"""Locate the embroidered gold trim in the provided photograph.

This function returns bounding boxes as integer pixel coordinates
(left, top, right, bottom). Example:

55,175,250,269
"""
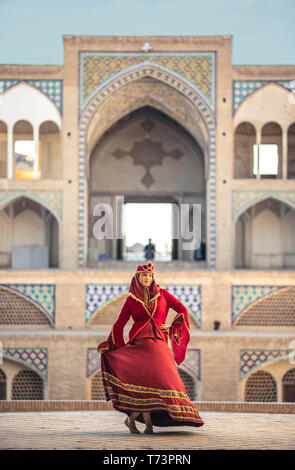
173,312,190,335
129,291,160,318
102,371,189,398
111,325,116,346
136,261,155,273
107,393,198,412
103,380,190,401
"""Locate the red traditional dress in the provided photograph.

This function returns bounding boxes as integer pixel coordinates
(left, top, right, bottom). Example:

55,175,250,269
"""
97,261,204,428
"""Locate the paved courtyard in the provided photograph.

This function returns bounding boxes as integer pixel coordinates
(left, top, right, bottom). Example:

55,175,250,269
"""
0,410,294,450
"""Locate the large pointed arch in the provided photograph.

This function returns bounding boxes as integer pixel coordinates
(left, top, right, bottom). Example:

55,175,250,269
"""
78,63,216,269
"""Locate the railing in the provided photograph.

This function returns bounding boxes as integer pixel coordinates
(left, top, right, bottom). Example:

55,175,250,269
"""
0,400,294,413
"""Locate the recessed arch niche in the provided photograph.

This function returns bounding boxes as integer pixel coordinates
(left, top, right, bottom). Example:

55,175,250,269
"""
0,195,59,269
235,197,295,269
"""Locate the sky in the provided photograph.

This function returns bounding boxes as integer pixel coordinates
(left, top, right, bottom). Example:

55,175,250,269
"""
0,0,294,65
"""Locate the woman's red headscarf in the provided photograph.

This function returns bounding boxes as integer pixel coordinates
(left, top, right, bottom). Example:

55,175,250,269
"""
128,261,161,315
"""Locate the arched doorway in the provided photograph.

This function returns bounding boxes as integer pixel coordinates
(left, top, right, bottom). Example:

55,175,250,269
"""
244,370,277,402
88,106,205,264
282,368,295,402
0,369,7,400
12,369,43,400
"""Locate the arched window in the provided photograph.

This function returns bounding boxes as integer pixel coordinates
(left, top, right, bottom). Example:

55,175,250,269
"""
282,368,295,402
13,120,36,180
178,368,196,401
12,369,43,400
0,121,8,178
234,122,256,178
245,370,277,402
39,121,61,179
90,370,107,400
258,122,282,178
287,123,295,178
0,369,7,400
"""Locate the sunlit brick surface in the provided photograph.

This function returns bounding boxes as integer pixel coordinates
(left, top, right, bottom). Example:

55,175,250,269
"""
0,411,294,450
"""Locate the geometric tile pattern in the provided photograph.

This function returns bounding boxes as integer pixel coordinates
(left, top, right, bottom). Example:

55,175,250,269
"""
239,349,291,380
3,347,48,379
85,284,129,324
0,284,55,323
232,286,286,324
233,80,294,114
162,284,202,326
87,347,201,380
232,190,295,221
0,190,63,221
80,52,216,114
85,284,201,326
0,79,63,112
78,55,216,269
87,348,100,378
182,348,201,381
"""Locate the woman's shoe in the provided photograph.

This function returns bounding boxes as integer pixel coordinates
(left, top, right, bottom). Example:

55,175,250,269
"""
124,417,140,434
144,424,153,434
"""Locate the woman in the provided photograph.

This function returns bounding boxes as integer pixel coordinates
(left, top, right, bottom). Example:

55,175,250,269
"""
97,261,204,434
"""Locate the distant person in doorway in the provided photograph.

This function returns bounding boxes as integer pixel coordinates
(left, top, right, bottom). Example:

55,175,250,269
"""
144,238,156,260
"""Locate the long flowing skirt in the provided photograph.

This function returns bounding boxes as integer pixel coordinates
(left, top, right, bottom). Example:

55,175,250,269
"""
100,320,204,427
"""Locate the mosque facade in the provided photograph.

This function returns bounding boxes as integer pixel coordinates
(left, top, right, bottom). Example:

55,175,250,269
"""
0,35,295,405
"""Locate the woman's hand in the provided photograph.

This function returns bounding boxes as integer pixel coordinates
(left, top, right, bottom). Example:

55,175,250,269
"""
160,324,170,334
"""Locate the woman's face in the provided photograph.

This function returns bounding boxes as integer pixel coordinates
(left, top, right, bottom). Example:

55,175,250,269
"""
140,272,153,287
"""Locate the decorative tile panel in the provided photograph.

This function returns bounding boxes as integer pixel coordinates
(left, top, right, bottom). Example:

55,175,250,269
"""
232,285,286,324
0,79,63,112
162,284,202,326
3,347,48,379
239,349,291,380
182,349,201,381
87,348,100,378
233,80,294,114
0,283,55,324
0,190,62,221
80,52,216,113
85,284,129,323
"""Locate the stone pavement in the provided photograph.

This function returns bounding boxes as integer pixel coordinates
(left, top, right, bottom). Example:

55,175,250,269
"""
0,410,294,450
